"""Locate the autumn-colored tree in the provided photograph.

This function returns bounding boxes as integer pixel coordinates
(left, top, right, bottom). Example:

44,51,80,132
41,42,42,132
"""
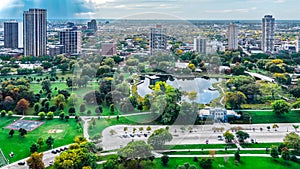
26,152,45,169
15,98,30,115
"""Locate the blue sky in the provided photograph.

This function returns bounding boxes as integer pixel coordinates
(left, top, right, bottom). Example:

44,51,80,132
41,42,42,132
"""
0,0,299,20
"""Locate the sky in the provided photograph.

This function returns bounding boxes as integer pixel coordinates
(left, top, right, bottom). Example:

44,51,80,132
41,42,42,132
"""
0,0,299,20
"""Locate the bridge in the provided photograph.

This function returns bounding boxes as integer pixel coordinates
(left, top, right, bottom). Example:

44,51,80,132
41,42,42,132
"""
245,71,275,83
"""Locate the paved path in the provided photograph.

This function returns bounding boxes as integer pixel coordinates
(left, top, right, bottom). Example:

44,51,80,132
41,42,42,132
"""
216,83,225,106
101,123,300,150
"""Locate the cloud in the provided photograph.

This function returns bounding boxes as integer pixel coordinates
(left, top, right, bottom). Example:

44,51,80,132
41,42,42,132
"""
205,7,257,13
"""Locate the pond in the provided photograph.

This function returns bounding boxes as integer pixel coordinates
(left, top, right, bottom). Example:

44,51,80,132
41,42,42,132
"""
137,77,220,104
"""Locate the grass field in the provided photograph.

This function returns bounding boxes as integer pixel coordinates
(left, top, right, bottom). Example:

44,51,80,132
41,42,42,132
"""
241,142,282,148
0,117,82,163
97,157,300,169
243,110,300,124
162,150,268,155
88,113,159,138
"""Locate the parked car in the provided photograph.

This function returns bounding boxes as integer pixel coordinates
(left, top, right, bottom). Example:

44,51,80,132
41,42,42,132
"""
18,162,25,165
217,136,223,141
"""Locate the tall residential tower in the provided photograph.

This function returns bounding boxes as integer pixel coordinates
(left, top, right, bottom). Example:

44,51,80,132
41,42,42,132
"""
4,21,19,49
150,25,167,55
23,9,47,57
262,15,275,53
228,24,238,50
59,29,82,54
194,36,207,54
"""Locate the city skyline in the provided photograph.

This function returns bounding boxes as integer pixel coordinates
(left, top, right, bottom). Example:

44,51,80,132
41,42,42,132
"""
0,0,300,20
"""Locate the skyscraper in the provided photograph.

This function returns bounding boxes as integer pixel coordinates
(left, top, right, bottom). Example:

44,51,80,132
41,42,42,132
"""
23,9,47,57
150,25,167,55
194,36,207,54
4,21,19,49
88,19,97,31
262,15,275,53
59,29,82,54
228,24,238,50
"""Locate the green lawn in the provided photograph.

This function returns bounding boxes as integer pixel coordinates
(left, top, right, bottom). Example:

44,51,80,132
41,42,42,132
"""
0,117,82,163
165,144,237,150
244,110,300,124
241,143,282,148
97,157,300,169
88,114,159,138
162,150,268,155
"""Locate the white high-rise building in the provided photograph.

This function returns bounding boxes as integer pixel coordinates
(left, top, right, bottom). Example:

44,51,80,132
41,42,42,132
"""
194,36,207,54
23,9,47,56
228,24,238,50
262,15,275,53
297,36,300,53
150,25,167,55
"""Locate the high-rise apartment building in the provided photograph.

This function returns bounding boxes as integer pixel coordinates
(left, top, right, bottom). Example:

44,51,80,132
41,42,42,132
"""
194,36,207,54
262,15,275,53
59,29,82,54
228,24,238,50
150,25,167,55
88,19,97,31
4,21,19,49
23,9,47,56
296,36,300,53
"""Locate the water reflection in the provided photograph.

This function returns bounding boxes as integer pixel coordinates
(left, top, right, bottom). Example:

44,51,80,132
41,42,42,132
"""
137,77,220,104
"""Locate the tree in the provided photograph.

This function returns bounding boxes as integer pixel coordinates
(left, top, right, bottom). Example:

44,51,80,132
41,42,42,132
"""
225,91,246,109
41,80,51,93
9,129,15,137
33,103,41,114
46,136,54,148
234,151,240,162
148,128,173,149
271,100,290,115
199,158,213,169
103,159,118,169
19,128,27,137
272,124,279,131
59,112,65,120
118,141,153,160
54,143,97,169
293,125,299,132
236,131,249,143
284,132,300,154
68,107,76,116
54,94,66,107
270,146,279,159
47,111,54,120
30,143,39,153
281,147,290,161
38,112,46,120
26,152,45,169
80,103,86,113
231,63,245,75
146,126,152,133
161,155,169,166
223,130,234,142
37,137,44,148
15,98,30,115
1,110,6,117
